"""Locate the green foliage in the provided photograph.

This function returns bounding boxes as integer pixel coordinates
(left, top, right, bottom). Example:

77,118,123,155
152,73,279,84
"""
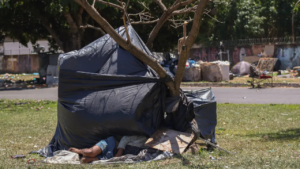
198,0,300,45
2,0,300,52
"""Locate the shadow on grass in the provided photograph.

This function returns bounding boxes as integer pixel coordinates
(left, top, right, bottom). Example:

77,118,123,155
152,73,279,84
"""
240,128,300,141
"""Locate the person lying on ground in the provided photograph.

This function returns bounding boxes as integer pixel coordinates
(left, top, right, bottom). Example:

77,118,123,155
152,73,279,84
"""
68,136,118,164
114,135,148,157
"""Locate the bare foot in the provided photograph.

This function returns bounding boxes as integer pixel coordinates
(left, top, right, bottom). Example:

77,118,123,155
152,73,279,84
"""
68,147,81,154
80,156,98,164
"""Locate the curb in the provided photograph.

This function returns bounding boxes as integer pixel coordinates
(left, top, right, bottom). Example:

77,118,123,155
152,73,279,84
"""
181,82,300,88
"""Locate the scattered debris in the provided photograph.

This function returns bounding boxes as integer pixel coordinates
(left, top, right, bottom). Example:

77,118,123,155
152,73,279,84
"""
27,159,36,164
209,155,215,160
145,128,194,154
11,155,25,159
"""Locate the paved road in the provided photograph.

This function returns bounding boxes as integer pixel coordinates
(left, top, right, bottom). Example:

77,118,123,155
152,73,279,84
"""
0,87,299,104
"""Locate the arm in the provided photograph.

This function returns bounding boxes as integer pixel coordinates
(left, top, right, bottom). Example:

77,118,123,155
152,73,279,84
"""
114,148,124,157
114,136,130,157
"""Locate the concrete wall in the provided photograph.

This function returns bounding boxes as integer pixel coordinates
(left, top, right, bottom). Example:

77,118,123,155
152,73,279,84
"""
0,40,51,74
0,55,39,73
188,44,300,70
3,40,50,55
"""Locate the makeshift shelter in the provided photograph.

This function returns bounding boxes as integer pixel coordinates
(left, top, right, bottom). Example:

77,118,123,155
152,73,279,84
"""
231,61,251,75
35,25,217,159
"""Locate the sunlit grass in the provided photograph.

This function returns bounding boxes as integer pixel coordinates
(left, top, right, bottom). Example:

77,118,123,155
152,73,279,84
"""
0,100,299,168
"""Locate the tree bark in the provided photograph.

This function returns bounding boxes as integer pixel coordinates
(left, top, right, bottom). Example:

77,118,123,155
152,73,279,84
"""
174,0,209,95
40,17,65,51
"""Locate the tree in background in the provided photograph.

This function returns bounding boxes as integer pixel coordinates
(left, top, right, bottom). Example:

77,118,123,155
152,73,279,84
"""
0,0,108,52
198,0,300,44
0,0,202,52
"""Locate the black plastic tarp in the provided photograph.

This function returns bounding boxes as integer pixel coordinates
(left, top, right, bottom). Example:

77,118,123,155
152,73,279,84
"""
40,25,217,158
46,25,171,154
185,88,217,143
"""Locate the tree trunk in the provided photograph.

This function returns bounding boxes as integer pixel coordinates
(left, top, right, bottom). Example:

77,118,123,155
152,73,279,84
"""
63,33,82,52
173,0,209,95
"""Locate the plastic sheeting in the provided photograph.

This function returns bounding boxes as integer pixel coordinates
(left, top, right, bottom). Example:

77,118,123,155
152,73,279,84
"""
41,25,195,157
42,149,173,165
37,25,216,159
231,61,251,75
185,88,217,143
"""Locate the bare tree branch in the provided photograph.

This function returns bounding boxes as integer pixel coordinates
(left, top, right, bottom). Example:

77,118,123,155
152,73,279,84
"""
80,24,105,35
131,19,159,24
92,0,96,7
128,11,158,24
125,0,130,10
153,0,167,11
145,0,196,49
95,0,124,11
169,17,194,28
172,5,198,15
138,1,149,10
74,0,177,95
204,10,224,23
171,0,196,10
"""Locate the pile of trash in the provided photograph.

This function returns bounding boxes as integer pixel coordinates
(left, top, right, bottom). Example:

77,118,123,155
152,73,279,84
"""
0,73,40,89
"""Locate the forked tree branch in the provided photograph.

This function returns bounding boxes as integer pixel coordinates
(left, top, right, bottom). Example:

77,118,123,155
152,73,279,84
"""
145,0,196,49
169,17,194,28
172,5,198,15
131,19,159,24
74,0,177,95
153,0,167,11
174,0,210,94
95,0,124,11
74,0,209,96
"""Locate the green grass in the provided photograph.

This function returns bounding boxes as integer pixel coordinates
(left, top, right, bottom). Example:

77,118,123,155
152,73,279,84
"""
0,100,300,168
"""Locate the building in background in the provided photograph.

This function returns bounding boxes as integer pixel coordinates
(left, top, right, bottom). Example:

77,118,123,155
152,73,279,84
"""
0,37,51,74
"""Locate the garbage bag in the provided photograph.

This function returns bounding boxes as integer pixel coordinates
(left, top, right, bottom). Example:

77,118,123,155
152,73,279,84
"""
185,88,217,143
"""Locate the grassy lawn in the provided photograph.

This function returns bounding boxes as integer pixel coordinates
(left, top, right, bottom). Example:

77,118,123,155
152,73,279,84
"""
0,100,300,168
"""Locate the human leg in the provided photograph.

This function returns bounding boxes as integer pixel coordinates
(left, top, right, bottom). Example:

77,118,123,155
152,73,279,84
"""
68,145,103,158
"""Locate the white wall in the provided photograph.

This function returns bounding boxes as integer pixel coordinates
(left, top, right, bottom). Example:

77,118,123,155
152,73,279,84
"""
3,40,50,55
